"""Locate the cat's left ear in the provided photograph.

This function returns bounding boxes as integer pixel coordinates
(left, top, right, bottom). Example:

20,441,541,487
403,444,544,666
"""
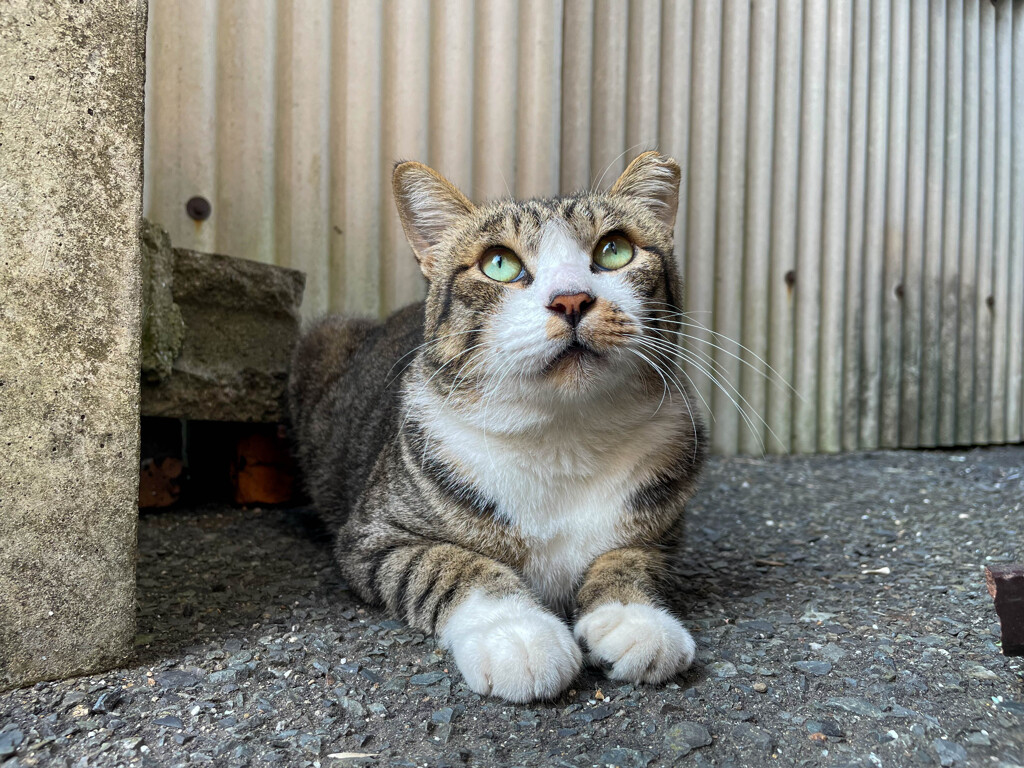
393,161,475,279
609,151,681,229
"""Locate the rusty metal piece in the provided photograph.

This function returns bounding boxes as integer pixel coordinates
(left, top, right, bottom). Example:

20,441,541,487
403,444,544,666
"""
985,564,1024,656
138,456,183,508
230,428,296,506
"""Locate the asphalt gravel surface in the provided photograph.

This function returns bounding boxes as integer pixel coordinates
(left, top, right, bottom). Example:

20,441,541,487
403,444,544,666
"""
2,447,1023,767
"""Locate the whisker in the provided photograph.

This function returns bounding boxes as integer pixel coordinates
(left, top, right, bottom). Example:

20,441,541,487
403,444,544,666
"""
591,142,649,193
421,343,495,461
626,347,672,416
628,335,716,426
625,346,700,463
386,328,485,386
400,343,487,434
650,336,782,454
641,314,800,399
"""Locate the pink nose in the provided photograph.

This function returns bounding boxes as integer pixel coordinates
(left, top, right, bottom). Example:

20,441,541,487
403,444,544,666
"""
547,292,595,327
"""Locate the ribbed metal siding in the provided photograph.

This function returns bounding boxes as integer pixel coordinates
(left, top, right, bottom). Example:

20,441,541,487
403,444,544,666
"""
144,0,1024,455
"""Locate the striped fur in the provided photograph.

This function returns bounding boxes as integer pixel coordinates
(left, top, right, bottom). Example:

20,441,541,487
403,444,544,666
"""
288,152,707,702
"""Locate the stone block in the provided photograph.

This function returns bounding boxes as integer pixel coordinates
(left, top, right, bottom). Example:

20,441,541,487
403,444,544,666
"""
140,218,185,384
0,0,147,690
140,231,306,422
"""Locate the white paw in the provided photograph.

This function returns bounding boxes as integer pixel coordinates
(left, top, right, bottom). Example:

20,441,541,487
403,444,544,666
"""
439,591,581,703
574,602,695,683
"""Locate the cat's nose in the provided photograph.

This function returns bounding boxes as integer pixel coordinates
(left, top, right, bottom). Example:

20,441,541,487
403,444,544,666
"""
547,292,595,328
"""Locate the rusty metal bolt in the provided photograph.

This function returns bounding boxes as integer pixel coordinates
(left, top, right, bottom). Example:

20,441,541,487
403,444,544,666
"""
186,196,211,222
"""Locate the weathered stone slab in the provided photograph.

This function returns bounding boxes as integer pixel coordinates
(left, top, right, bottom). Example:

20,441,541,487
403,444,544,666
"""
0,0,147,690
140,218,185,384
140,235,306,422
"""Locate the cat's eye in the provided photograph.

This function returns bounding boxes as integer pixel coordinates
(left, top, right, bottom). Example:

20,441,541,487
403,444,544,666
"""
592,232,634,271
479,247,525,283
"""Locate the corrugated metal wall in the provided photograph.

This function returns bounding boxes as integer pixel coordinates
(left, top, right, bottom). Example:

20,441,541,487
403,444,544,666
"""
144,0,1024,455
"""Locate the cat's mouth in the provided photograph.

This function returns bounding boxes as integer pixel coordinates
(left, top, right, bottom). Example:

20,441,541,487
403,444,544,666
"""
541,340,601,376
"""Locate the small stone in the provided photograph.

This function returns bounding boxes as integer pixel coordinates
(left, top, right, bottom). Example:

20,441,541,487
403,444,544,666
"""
359,668,384,684
794,661,832,676
91,691,121,714
232,744,255,761
423,679,452,697
338,697,366,718
156,670,201,689
738,620,776,636
61,691,86,708
732,723,773,752
709,661,738,678
433,722,453,744
805,720,842,737
0,730,24,759
753,682,768,693
964,664,998,681
963,731,990,747
912,747,935,764
153,715,184,729
297,734,322,755
664,721,712,756
383,677,407,692
209,669,239,686
122,736,143,750
933,739,967,767
432,707,457,724
570,705,614,723
827,697,884,719
409,672,445,686
597,747,651,767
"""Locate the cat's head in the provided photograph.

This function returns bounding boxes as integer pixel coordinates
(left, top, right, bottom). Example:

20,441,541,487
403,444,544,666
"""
393,152,684,404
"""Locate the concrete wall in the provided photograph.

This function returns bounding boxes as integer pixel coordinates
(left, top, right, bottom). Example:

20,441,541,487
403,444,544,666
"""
0,0,147,690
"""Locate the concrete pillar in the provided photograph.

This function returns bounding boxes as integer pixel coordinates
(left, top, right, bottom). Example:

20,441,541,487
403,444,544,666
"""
0,1,147,690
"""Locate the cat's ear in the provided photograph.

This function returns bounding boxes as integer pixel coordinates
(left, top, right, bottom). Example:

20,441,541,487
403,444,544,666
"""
609,151,681,229
392,161,475,279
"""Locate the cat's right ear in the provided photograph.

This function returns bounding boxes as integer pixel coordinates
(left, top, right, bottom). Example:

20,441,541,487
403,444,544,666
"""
392,161,475,279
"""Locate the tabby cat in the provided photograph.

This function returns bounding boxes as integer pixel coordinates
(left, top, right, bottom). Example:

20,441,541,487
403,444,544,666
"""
288,151,707,703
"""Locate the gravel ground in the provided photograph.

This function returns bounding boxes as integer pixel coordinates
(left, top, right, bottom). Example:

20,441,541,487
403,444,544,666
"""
2,447,1023,768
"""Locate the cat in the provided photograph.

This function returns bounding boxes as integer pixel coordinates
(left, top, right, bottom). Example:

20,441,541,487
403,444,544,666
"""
287,151,707,703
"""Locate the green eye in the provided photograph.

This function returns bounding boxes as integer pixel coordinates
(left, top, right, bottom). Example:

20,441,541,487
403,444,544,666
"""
479,247,525,283
593,232,634,270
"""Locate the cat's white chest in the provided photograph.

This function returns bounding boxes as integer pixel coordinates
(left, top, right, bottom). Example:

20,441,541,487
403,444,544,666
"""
464,445,636,609
513,479,627,610
416,390,683,611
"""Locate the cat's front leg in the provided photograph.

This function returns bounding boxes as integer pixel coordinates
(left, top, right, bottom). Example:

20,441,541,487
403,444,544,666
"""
342,535,581,703
574,547,695,683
